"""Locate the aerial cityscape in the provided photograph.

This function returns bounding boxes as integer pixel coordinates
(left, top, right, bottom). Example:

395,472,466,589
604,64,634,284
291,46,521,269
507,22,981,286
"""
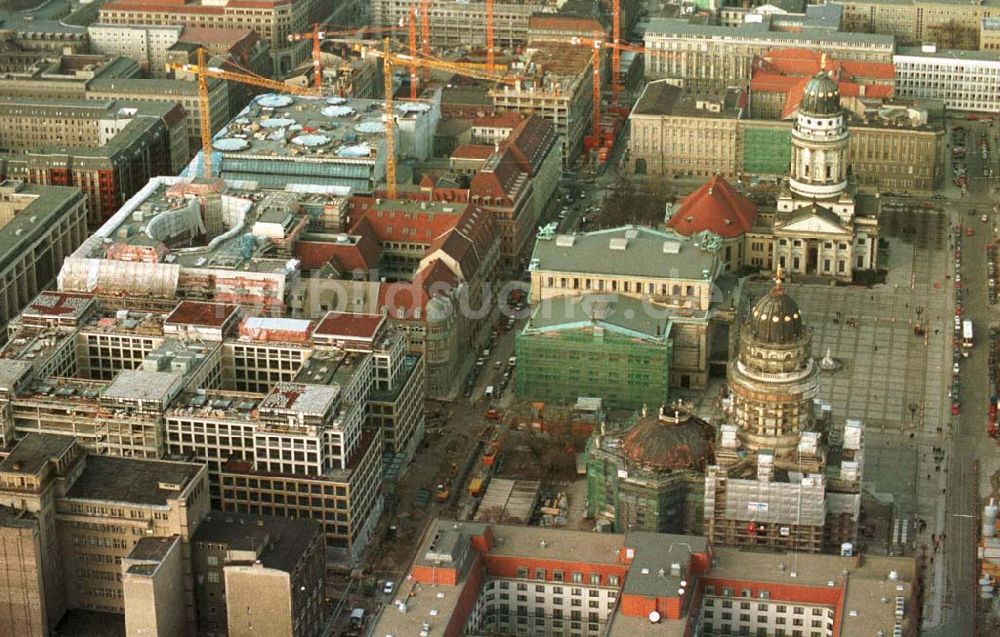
0,0,997,636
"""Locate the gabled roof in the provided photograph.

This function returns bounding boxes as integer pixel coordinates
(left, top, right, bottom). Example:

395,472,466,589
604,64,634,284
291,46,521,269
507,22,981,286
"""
774,204,851,235
452,144,495,160
470,148,528,204
668,175,758,239
503,115,557,176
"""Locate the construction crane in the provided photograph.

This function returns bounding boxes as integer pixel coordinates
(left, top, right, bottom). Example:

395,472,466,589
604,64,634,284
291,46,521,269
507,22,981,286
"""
288,23,404,89
408,8,419,99
372,38,519,199
420,0,431,81
167,48,320,178
486,0,495,70
570,35,679,143
612,0,621,108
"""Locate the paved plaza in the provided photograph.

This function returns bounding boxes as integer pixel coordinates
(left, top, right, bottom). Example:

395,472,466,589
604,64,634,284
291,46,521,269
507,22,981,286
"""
692,210,954,558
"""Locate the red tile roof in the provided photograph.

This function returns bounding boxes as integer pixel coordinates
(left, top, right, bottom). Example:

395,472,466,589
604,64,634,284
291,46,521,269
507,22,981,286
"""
312,312,384,340
528,15,605,37
347,197,469,245
503,115,557,177
470,148,527,204
750,48,895,118
164,301,240,327
453,144,495,160
667,175,758,239
472,113,525,130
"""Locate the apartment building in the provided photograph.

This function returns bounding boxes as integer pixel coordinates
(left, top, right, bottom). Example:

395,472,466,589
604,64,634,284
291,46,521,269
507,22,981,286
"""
0,53,141,100
0,181,89,331
85,75,230,153
88,24,272,80
0,433,209,635
836,0,1000,48
97,0,312,74
894,44,1000,113
0,98,189,225
305,196,501,397
525,225,724,390
0,293,422,560
371,519,919,637
490,42,594,165
642,18,895,93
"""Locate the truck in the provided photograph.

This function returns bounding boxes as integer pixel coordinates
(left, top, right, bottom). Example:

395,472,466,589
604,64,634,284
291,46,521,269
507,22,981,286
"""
963,319,973,349
469,477,485,497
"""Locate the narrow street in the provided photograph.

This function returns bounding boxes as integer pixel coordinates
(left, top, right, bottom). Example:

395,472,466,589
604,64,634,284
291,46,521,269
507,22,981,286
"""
924,117,996,637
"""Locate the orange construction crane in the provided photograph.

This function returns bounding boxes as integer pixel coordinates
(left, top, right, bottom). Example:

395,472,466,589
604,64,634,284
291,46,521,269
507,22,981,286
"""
486,0,495,70
612,0,621,108
408,8,419,99
288,23,403,89
570,35,679,141
373,38,519,199
167,48,320,178
420,0,431,81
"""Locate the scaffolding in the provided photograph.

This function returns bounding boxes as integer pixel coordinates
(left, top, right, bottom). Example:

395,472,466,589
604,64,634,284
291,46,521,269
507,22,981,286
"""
514,327,671,410
741,123,792,176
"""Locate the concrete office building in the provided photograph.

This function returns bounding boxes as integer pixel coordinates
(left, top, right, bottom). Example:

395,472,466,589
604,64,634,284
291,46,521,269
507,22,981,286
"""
0,181,89,331
0,53,142,100
370,519,919,637
0,292,422,559
894,44,1000,113
97,0,315,74
837,0,1000,49
88,24,271,80
642,18,895,93
373,0,563,50
0,433,209,635
490,42,594,165
0,98,189,225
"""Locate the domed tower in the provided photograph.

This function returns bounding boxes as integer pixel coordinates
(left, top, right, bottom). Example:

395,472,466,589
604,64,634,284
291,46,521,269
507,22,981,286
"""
788,71,849,210
727,269,819,463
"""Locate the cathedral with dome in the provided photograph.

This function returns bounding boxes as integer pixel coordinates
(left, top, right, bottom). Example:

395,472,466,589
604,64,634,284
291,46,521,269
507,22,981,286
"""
703,270,866,553
772,71,880,281
665,70,880,282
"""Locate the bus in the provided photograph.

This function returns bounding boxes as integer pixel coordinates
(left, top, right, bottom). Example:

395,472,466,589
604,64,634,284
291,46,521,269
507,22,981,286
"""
962,319,973,349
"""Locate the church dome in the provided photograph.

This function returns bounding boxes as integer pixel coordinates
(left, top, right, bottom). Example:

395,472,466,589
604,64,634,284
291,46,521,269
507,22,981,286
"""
799,71,840,117
620,405,714,471
748,271,804,344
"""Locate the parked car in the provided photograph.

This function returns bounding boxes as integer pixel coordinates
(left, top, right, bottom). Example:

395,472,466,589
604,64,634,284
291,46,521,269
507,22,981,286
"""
383,580,395,596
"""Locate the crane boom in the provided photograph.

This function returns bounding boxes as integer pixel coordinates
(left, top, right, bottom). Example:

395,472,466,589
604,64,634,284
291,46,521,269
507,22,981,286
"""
374,37,519,199
167,48,319,179
612,0,620,107
486,0,495,70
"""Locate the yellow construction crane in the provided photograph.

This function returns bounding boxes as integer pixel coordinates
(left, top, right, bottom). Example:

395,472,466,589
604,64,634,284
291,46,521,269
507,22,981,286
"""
167,48,321,178
372,37,519,199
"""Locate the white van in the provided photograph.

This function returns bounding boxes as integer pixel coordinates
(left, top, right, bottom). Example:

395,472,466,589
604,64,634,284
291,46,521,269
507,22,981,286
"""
485,386,495,399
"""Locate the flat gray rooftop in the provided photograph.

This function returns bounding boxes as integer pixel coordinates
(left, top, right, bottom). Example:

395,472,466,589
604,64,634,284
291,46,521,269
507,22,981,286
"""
530,225,720,281
65,456,201,506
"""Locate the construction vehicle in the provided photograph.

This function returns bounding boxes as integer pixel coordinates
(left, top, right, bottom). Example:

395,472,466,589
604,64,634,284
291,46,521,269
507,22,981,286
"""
166,49,320,179
433,484,449,502
469,477,485,498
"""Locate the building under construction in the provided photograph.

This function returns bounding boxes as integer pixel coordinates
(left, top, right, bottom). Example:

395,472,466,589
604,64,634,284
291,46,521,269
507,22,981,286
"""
514,294,673,410
189,93,439,191
704,275,865,554
56,176,352,316
491,41,594,164
586,403,715,535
